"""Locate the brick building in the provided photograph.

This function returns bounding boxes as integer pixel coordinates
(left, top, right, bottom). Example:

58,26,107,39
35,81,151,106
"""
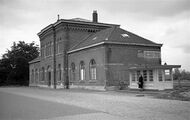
29,11,180,90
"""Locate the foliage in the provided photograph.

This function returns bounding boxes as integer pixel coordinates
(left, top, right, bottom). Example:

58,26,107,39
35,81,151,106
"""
0,41,39,86
173,68,190,80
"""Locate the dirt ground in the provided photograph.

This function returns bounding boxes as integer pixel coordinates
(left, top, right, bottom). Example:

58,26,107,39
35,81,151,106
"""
0,87,190,120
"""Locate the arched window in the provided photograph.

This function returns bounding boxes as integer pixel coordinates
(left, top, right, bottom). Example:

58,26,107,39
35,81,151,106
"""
58,64,61,81
42,67,45,81
47,66,51,86
35,69,38,82
79,61,85,80
89,59,96,80
71,63,75,72
70,63,75,81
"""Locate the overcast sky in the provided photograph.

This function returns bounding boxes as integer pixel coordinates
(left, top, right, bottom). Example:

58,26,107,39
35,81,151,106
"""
0,0,190,71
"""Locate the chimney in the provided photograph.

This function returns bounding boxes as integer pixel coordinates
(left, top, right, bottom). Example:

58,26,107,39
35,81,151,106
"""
92,10,98,23
57,14,60,21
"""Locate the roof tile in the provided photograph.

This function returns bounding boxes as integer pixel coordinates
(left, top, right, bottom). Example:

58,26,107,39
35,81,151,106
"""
69,27,162,52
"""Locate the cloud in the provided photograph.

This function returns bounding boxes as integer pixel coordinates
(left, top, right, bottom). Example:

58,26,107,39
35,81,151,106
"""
89,0,190,18
0,0,189,70
177,45,190,53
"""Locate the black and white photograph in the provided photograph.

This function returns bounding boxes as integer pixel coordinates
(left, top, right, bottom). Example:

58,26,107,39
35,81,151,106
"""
0,0,190,120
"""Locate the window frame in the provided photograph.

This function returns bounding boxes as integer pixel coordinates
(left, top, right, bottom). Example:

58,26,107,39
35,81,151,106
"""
158,70,163,81
149,70,153,81
41,67,45,81
143,70,147,81
89,59,97,80
79,61,85,81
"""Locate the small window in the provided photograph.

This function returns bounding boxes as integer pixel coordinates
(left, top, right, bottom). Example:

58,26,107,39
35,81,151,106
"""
165,69,171,81
58,64,61,81
137,70,141,78
165,70,170,75
42,67,45,81
70,63,76,81
31,69,34,83
121,34,129,37
92,37,97,40
131,71,136,81
143,70,147,81
149,70,153,81
144,51,161,59
71,63,75,72
137,50,144,58
35,69,38,81
158,70,163,81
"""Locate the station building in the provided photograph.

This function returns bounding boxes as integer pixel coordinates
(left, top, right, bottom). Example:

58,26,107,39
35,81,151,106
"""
29,11,180,90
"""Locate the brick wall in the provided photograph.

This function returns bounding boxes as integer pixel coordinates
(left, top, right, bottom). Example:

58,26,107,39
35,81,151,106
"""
105,44,161,87
68,45,106,86
29,61,40,86
38,25,101,86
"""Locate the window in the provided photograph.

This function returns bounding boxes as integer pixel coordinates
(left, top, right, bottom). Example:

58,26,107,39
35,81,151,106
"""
149,70,153,81
79,61,85,80
144,51,161,59
35,69,38,81
42,67,45,81
41,44,45,58
158,70,163,81
137,71,141,78
56,38,62,54
143,70,147,81
56,40,58,54
45,42,53,57
121,34,129,37
45,43,48,56
165,69,171,81
92,37,97,40
90,59,96,80
31,69,34,83
58,41,63,53
71,63,75,72
47,66,51,86
58,64,61,81
49,42,52,56
71,63,75,81
137,50,144,58
131,71,136,81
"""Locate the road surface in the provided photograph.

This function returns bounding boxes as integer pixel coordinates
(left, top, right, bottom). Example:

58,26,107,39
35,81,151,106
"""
0,92,99,120
0,87,190,120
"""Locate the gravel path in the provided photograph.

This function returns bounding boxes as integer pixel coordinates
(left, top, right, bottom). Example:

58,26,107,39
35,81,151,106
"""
0,87,189,120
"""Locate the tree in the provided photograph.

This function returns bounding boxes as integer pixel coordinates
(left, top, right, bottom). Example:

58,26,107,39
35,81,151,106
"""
173,68,181,80
173,68,190,81
0,41,39,86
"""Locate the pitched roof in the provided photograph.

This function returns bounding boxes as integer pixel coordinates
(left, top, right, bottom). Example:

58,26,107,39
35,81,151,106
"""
29,56,40,64
68,27,162,53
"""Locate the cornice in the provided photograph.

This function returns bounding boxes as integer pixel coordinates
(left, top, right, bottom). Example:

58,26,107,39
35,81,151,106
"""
67,41,162,54
38,19,119,37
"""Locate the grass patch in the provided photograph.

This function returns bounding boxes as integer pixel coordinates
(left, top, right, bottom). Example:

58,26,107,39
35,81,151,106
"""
155,87,190,101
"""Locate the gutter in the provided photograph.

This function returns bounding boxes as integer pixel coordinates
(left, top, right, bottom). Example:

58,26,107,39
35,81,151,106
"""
67,41,162,54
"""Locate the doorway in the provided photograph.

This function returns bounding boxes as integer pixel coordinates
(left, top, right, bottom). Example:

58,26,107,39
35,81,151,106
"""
47,66,51,86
